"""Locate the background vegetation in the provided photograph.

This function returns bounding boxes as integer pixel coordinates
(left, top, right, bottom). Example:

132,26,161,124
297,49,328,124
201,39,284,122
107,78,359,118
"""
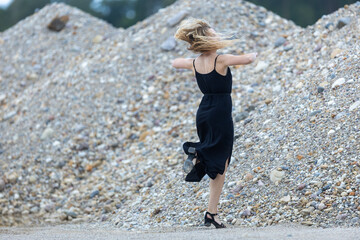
0,0,357,32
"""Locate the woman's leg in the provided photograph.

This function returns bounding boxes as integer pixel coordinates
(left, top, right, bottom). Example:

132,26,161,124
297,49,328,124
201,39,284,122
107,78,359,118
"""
206,158,229,223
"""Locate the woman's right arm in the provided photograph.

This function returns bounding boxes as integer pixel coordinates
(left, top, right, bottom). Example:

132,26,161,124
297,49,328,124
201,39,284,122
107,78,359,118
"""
222,53,257,66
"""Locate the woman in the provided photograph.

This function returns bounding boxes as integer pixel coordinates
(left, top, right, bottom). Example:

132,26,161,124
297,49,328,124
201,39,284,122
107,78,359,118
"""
171,17,257,228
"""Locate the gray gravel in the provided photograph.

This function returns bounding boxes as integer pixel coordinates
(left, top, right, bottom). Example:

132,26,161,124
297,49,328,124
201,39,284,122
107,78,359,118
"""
1,223,360,240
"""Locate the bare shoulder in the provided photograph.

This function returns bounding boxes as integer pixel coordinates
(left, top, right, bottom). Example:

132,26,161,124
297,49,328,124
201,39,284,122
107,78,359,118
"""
171,57,195,70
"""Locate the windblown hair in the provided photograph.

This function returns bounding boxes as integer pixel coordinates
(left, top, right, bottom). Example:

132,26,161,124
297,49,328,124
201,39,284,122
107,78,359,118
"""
174,17,236,53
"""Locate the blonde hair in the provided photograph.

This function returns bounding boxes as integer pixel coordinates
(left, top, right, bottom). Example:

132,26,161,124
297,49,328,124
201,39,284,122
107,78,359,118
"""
174,17,236,53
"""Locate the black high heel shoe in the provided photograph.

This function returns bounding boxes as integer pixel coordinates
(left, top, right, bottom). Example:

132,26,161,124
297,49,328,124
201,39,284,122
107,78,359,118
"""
204,211,226,228
183,147,196,173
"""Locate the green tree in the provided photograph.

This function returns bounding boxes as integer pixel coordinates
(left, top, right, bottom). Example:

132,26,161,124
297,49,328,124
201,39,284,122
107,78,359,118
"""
248,0,357,27
0,0,49,31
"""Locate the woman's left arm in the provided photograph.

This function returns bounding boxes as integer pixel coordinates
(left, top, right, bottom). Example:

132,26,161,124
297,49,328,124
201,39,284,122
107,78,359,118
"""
171,58,193,70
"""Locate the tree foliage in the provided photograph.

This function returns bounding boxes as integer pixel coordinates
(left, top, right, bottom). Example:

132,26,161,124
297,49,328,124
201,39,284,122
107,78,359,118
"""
0,0,357,32
247,0,357,27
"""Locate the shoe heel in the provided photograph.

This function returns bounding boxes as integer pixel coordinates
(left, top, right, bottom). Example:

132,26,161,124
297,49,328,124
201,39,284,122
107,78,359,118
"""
188,147,196,154
183,147,196,173
204,222,211,227
183,158,194,173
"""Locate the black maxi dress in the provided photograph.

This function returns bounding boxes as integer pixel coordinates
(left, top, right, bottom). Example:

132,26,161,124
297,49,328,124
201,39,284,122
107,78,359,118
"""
183,54,234,181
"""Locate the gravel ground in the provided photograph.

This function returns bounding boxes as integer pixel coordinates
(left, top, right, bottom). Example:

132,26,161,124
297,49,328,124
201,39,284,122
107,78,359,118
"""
1,223,360,240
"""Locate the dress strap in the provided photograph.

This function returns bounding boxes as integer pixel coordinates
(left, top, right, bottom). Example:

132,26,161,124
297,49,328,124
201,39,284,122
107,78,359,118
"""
193,58,197,71
214,54,220,70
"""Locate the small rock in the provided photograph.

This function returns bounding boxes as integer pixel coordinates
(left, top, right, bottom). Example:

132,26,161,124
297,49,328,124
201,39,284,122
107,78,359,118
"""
161,36,176,51
59,213,67,221
232,183,244,193
47,15,69,32
309,110,321,116
329,73,336,79
167,11,188,27
318,203,326,210
319,81,329,87
274,36,286,48
44,204,55,212
93,35,103,43
244,118,252,125
336,213,347,220
0,94,6,104
280,195,291,204
328,129,335,136
244,138,254,148
297,183,306,190
6,172,18,184
26,72,38,81
65,211,77,218
283,45,293,51
254,61,268,72
325,22,334,30
270,169,285,183
72,124,86,133
314,44,322,52
77,142,89,151
295,82,303,89
331,48,343,59
245,105,256,112
349,101,360,112
334,112,346,120
264,99,272,105
337,17,351,29
240,208,251,218
90,190,100,198
227,181,236,187
301,221,314,226
3,111,16,121
235,112,249,122
244,173,253,181
351,217,359,224
30,206,39,213
273,85,281,92
332,78,345,89
29,175,37,184
317,86,325,93
145,179,154,187
0,179,5,192
300,207,313,216
41,128,54,140
320,164,328,169
258,180,265,187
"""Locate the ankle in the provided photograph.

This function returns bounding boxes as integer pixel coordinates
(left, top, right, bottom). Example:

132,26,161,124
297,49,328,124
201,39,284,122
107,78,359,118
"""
207,209,217,214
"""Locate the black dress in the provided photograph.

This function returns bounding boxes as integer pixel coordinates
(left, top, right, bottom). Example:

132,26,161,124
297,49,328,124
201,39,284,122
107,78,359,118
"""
183,54,234,181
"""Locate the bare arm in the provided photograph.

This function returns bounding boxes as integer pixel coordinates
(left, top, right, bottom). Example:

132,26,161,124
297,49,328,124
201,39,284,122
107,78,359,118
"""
222,53,257,66
171,58,194,70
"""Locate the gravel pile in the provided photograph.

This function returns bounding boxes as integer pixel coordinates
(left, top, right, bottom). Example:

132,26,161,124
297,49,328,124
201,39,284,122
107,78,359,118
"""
0,0,359,230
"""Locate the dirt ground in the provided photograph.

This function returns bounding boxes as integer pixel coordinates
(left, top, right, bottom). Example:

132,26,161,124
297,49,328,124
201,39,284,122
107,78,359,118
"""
1,222,359,240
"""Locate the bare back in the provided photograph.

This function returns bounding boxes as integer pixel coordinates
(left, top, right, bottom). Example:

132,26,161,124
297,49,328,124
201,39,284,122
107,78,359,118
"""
192,54,228,77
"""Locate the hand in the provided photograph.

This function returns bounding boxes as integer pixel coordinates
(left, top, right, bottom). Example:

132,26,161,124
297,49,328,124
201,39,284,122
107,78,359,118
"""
249,52,257,62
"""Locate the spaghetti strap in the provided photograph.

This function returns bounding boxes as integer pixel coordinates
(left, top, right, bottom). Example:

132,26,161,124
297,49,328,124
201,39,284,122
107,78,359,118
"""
214,54,220,70
193,58,197,71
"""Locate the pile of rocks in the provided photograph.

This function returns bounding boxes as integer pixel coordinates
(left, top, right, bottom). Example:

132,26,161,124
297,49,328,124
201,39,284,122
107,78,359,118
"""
0,0,359,230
